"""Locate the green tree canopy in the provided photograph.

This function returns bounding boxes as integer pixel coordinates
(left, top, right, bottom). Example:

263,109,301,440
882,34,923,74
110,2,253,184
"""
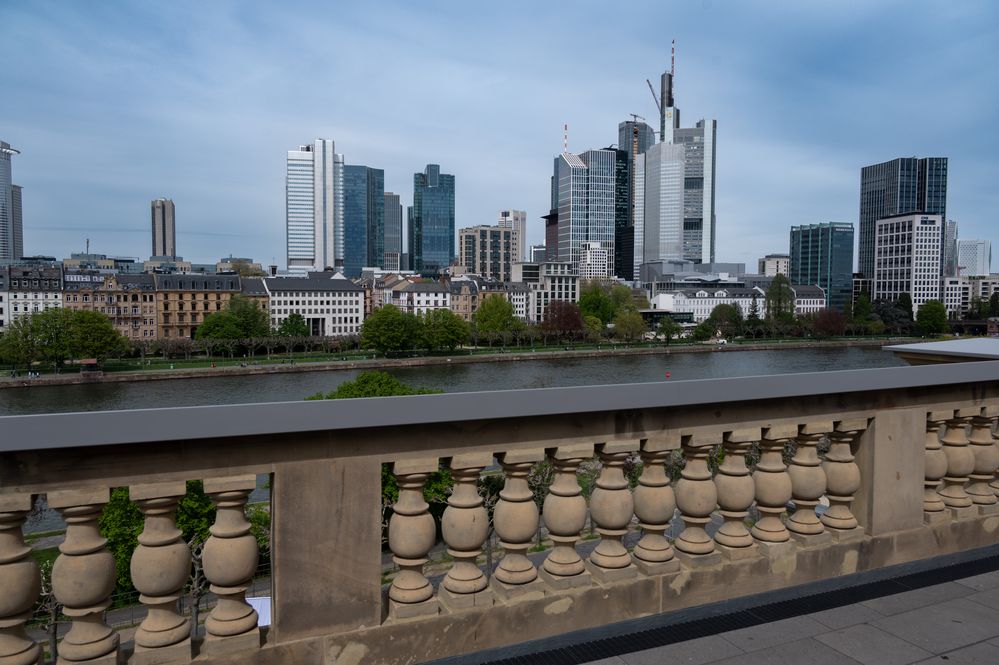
0,316,38,366
583,314,604,341
579,282,616,324
765,275,794,322
277,312,309,337
228,295,271,338
990,292,999,317
67,310,129,361
656,317,682,345
613,309,647,341
473,294,517,336
854,292,873,322
360,304,420,354
195,311,243,340
0,308,128,368
916,300,949,336
421,308,470,352
896,293,914,321
707,303,743,337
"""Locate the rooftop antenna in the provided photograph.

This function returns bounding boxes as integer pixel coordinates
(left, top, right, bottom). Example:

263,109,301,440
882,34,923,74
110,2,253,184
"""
671,39,676,77
86,238,90,255
563,123,569,153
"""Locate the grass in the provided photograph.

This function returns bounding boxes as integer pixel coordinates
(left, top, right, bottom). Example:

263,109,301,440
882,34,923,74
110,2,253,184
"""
25,529,64,543
31,546,59,568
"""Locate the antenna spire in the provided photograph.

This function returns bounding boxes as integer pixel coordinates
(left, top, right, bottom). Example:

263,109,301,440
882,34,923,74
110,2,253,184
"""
563,123,568,153
671,39,675,77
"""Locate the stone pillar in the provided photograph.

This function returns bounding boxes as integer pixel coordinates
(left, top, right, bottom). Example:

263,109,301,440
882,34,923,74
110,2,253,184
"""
491,450,545,601
938,408,977,519
48,488,118,665
586,441,638,582
714,429,758,559
924,412,950,522
633,436,680,574
967,408,999,513
0,494,41,665
202,476,260,656
989,406,999,500
439,453,493,611
387,459,440,619
675,435,718,558
130,482,192,665
540,444,593,590
788,422,832,543
752,424,796,544
822,419,866,541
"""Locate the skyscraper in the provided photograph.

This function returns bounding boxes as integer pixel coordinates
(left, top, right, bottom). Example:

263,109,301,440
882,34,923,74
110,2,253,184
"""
943,219,959,277
286,139,344,273
151,198,176,258
675,120,717,264
343,165,385,277
0,141,20,262
409,164,455,274
554,149,616,277
613,118,656,280
873,214,942,311
632,142,685,278
618,120,656,157
498,210,527,262
789,223,855,311
957,239,992,277
858,157,947,278
384,192,403,271
10,185,22,261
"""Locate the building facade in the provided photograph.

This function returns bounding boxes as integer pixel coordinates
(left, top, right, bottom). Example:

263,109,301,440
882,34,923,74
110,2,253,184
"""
152,274,241,340
64,273,157,340
674,120,717,264
343,165,385,277
0,141,21,262
391,281,451,316
383,192,403,271
941,276,999,318
264,275,363,337
151,198,176,259
758,254,790,277
512,261,580,323
957,239,991,277
409,164,455,275
633,142,685,279
578,241,610,280
7,266,63,324
554,150,615,278
458,225,518,282
873,214,942,312
859,157,947,278
0,267,8,330
497,210,527,262
287,139,344,274
943,220,959,277
789,223,855,311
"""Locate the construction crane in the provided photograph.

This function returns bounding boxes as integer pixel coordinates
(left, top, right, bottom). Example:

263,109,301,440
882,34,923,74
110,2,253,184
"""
646,79,661,115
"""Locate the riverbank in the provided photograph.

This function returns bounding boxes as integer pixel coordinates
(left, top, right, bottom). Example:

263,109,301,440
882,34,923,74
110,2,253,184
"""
0,338,912,390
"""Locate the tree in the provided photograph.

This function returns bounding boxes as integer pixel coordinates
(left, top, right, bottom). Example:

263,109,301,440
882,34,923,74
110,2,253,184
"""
990,292,999,318
811,308,847,337
277,313,309,337
707,303,743,337
747,294,762,323
195,311,243,340
691,320,715,342
657,317,682,345
578,282,615,324
66,310,128,362
583,314,604,342
916,300,949,336
421,309,469,352
541,301,584,340
765,275,794,322
230,260,266,277
967,296,989,321
31,308,75,369
854,293,873,323
474,295,517,337
609,284,638,314
0,316,38,367
896,293,914,322
227,296,271,338
360,304,420,355
613,309,647,342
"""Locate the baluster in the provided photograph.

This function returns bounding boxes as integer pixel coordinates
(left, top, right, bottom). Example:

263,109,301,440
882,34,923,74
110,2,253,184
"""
989,406,999,500
924,412,950,522
634,437,681,574
822,419,867,541
439,454,493,611
0,494,41,665
387,459,440,619
675,435,718,558
938,408,977,519
967,408,999,514
752,424,795,544
202,476,260,655
540,444,593,590
48,488,118,664
714,429,758,558
491,450,545,602
130,482,192,664
587,441,638,582
788,422,832,543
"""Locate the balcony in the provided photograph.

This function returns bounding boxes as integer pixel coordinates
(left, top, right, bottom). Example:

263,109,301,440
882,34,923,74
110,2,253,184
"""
1,362,999,664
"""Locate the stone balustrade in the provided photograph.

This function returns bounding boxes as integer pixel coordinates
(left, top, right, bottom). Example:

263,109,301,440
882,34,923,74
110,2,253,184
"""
2,362,999,664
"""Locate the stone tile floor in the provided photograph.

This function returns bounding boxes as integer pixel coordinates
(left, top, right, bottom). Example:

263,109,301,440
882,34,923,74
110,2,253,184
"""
581,570,999,665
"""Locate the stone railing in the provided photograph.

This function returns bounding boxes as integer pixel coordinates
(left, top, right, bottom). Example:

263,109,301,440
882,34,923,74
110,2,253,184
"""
2,361,999,664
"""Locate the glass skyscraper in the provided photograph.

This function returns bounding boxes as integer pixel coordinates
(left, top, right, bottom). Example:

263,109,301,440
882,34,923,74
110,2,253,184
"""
633,142,685,279
343,165,385,277
554,149,616,277
383,192,403,271
0,141,21,262
789,222,855,312
286,139,344,273
858,157,947,278
409,164,455,274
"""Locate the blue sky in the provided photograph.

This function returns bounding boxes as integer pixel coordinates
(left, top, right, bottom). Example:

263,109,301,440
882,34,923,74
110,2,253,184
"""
3,1,998,269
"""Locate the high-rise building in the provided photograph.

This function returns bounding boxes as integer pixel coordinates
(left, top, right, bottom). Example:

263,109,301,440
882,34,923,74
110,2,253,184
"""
614,119,656,281
758,254,790,277
286,139,344,274
873,214,942,312
618,120,656,157
674,120,717,264
553,149,615,277
633,142,685,278
858,157,947,278
11,185,22,261
530,244,547,263
498,210,527,262
0,141,21,262
957,239,992,277
943,220,958,277
342,165,385,277
151,198,176,258
459,225,518,281
384,192,403,271
409,164,455,274
789,223,855,311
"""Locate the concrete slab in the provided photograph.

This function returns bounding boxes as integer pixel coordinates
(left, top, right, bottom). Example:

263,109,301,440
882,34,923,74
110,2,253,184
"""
720,615,828,653
912,641,999,664
955,570,999,592
872,598,999,655
619,635,742,665
809,603,886,630
964,586,999,611
710,638,861,665
814,624,933,665
859,582,973,616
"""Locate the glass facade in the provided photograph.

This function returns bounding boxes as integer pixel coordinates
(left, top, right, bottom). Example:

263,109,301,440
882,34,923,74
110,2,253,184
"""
674,120,716,264
617,121,656,157
410,164,455,274
789,222,855,312
343,165,385,277
0,141,16,261
383,192,403,271
613,149,633,279
285,139,344,273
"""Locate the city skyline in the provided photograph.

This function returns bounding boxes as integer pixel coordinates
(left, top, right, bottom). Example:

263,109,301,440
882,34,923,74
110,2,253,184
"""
3,2,998,268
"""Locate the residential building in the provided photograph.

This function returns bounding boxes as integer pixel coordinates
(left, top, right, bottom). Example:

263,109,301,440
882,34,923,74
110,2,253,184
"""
792,285,827,316
409,164,455,274
240,277,270,317
554,149,615,277
287,139,344,274
342,165,385,278
633,142,685,279
458,225,518,282
449,277,479,323
264,274,363,336
64,273,157,340
7,265,62,323
151,198,176,258
391,281,451,316
144,256,193,273
498,210,527,262
873,213,943,312
957,239,991,277
384,192,403,271
512,261,579,323
579,241,610,280
0,141,21,262
153,274,241,339
789,223,855,311
943,220,959,277
941,276,999,318
859,157,947,278
758,254,790,277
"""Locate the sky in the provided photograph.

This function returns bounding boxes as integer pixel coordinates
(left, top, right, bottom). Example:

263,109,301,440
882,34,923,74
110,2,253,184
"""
3,0,999,270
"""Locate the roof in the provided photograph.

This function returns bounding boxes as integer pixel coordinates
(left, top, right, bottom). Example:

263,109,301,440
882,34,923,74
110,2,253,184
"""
885,338,999,364
675,288,762,298
263,276,363,293
153,274,241,291
397,282,448,294
240,277,267,296
791,284,825,298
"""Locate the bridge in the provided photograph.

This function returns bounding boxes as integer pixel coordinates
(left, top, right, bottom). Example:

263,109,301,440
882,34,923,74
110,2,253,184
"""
2,361,999,664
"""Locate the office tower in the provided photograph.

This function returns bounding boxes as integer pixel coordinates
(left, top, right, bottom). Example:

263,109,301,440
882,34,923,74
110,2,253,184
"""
674,120,717,264
758,254,790,277
498,209,527,261
286,139,344,273
0,141,20,261
618,120,656,157
957,239,992,277
943,220,958,277
384,192,403,271
660,62,679,145
343,165,385,277
151,198,176,258
614,119,655,280
632,142,685,278
553,149,615,277
789,223,855,311
873,214,942,311
858,157,947,278
530,245,547,263
11,185,22,261
459,225,518,281
409,164,455,274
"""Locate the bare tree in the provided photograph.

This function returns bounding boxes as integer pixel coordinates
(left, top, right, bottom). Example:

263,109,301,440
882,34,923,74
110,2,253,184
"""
37,560,62,661
186,537,209,638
